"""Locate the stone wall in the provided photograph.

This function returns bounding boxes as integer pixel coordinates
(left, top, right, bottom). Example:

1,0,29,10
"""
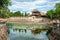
48,23,60,40
0,24,9,40
7,17,51,24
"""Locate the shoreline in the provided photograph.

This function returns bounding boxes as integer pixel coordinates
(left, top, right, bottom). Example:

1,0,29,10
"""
0,17,60,24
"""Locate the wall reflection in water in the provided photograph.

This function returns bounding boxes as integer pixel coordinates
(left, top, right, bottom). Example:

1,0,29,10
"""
12,28,47,35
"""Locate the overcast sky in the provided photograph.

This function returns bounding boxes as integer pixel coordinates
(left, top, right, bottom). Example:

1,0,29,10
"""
8,0,60,13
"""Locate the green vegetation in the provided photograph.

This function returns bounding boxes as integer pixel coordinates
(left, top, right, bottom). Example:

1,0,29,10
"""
0,0,11,7
0,0,60,19
9,11,29,17
0,9,29,18
46,3,60,19
0,0,29,18
0,7,10,18
0,0,11,18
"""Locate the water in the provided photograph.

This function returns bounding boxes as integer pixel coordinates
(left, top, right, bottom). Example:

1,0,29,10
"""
7,23,49,40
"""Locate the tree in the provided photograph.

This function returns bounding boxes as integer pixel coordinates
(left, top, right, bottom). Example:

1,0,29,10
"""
24,12,29,17
46,10,54,19
0,0,11,18
0,7,10,18
56,3,60,8
46,3,60,19
55,3,60,18
13,11,24,17
0,0,11,7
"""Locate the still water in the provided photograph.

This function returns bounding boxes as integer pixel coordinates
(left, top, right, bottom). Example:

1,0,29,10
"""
7,23,49,40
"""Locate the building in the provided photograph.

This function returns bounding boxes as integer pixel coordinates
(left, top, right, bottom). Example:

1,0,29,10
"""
40,13,46,17
31,10,40,17
30,10,46,17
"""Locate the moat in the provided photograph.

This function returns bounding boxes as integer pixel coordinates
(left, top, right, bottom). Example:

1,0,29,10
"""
6,23,50,40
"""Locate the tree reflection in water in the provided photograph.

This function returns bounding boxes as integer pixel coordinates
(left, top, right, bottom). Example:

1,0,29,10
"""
31,28,47,35
12,28,47,35
13,29,27,33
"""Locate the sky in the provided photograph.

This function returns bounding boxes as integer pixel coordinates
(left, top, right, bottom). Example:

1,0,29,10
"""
8,0,60,13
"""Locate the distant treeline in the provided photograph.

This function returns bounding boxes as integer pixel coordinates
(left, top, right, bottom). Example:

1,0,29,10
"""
0,8,29,18
9,11,29,17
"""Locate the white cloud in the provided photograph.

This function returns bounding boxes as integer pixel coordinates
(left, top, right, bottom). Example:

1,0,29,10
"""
8,0,60,13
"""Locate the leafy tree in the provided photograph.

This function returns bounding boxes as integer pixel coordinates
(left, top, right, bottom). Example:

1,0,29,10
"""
46,10,54,19
0,0,11,7
56,3,60,8
20,12,24,17
8,12,14,17
46,3,60,19
0,0,11,18
24,12,29,17
0,7,10,18
13,11,25,17
9,11,29,17
13,11,20,16
55,3,60,18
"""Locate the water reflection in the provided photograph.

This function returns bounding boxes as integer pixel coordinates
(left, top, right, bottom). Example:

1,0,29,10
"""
9,28,49,40
13,29,27,33
6,23,49,40
31,29,47,35
12,28,47,35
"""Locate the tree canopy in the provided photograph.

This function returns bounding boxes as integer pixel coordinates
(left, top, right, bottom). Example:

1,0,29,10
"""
9,11,29,17
0,0,11,7
0,0,11,18
46,3,60,19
